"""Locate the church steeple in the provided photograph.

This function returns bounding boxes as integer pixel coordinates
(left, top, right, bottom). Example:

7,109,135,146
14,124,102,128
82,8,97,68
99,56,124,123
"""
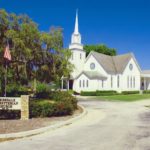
69,10,86,79
74,10,79,34
69,10,83,50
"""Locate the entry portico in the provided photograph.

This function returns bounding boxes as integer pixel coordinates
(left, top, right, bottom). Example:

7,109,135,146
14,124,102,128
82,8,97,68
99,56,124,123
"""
141,70,150,90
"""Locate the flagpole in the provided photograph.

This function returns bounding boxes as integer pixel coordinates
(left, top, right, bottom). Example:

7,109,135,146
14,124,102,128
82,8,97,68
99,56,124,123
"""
4,39,9,97
4,61,7,97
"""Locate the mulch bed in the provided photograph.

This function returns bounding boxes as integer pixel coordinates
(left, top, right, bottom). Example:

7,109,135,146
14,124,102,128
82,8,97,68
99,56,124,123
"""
0,107,82,134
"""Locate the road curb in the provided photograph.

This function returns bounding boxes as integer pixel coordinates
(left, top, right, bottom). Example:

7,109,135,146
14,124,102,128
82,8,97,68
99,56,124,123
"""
0,104,87,139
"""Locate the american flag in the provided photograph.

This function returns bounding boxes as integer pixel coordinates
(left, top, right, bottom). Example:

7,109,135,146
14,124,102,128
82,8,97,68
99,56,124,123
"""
4,44,11,61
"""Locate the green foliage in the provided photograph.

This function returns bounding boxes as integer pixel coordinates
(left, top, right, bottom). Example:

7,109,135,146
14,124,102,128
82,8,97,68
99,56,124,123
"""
84,44,117,56
30,91,77,117
121,91,140,95
50,91,78,109
36,82,49,93
0,9,73,95
35,82,50,99
6,84,28,97
80,90,117,96
96,94,150,101
143,90,150,94
0,110,21,119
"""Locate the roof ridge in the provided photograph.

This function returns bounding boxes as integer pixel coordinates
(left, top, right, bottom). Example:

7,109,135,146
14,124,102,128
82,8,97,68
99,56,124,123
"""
92,51,112,57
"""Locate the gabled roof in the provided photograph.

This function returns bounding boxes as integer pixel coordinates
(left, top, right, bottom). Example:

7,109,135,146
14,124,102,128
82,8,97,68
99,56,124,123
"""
141,70,150,78
75,71,107,80
141,70,150,74
86,51,141,74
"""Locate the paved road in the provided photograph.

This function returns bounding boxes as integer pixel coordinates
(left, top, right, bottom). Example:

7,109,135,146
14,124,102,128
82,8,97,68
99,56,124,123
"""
1,98,150,150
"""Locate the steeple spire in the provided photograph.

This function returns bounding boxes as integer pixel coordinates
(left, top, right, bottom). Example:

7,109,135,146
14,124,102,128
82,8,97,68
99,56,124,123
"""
69,9,83,50
74,9,79,34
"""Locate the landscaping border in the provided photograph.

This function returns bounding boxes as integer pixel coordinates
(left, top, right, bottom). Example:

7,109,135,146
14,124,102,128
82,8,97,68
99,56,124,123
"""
0,104,87,139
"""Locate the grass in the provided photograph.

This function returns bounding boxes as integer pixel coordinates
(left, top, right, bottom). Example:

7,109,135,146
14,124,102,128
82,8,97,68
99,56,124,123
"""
95,94,150,102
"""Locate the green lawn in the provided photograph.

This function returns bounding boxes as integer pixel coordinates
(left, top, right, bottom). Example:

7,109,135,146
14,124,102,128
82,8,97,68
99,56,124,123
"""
95,94,150,102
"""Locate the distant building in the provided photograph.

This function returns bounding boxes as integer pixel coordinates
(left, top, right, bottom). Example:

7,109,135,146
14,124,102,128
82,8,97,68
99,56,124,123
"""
62,11,150,93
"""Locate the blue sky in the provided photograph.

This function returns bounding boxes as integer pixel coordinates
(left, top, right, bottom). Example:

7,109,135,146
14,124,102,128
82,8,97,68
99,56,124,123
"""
1,0,150,69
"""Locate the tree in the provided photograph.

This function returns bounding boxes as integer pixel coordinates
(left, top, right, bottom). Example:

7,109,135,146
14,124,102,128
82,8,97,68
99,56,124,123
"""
0,9,73,95
84,44,117,56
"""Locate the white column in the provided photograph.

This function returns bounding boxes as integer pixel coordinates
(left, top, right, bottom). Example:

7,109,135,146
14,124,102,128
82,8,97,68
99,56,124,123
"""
67,80,69,90
61,79,63,90
144,78,146,90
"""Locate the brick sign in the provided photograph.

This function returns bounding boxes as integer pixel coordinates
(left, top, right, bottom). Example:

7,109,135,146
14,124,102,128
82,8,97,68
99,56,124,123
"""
0,95,29,120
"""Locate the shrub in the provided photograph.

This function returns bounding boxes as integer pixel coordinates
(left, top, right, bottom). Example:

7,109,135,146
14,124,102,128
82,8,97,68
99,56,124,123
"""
80,90,117,96
35,82,51,99
0,110,20,119
143,90,150,94
121,91,139,95
6,84,28,97
30,91,77,118
29,100,55,117
47,91,77,109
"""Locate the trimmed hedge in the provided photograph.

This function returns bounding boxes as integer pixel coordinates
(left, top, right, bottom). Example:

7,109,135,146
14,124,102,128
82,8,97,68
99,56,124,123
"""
121,91,139,95
143,90,150,94
80,90,117,96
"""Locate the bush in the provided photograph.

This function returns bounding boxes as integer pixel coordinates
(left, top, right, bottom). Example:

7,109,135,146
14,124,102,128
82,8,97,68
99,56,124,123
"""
1,90,77,119
121,91,139,95
80,90,117,96
143,90,150,94
30,91,78,118
35,82,51,99
6,84,28,97
0,110,20,119
29,100,55,117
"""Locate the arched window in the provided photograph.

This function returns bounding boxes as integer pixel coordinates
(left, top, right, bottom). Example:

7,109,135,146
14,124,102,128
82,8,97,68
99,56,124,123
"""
117,75,120,88
133,77,135,88
130,77,132,88
80,53,82,59
102,80,104,88
86,80,88,87
127,76,129,88
111,76,113,88
79,80,81,88
83,80,85,88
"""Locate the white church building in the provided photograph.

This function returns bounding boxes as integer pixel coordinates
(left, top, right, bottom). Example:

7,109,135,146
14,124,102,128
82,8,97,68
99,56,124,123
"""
62,12,150,93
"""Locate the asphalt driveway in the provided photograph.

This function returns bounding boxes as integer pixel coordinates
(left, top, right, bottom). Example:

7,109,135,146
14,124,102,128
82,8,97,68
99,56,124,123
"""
1,98,150,150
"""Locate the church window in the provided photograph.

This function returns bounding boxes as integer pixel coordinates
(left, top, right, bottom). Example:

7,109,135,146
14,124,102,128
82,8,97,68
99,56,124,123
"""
130,77,132,88
117,75,120,88
102,80,104,88
127,76,129,88
80,53,82,59
111,76,113,88
86,80,88,87
83,80,85,87
90,63,95,70
129,64,133,71
133,77,135,88
79,80,81,88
